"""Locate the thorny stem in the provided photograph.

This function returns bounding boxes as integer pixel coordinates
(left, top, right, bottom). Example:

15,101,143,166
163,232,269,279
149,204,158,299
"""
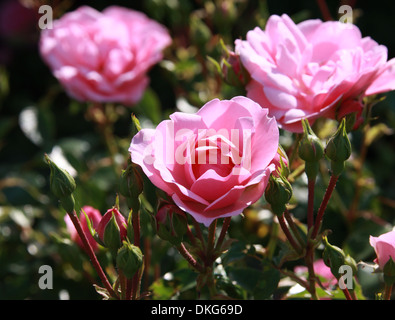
67,210,118,299
176,243,205,273
214,217,231,252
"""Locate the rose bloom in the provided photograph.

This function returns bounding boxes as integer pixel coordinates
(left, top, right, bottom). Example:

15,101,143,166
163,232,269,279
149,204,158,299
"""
39,6,171,105
370,229,395,270
65,205,102,252
235,14,395,132
129,96,280,227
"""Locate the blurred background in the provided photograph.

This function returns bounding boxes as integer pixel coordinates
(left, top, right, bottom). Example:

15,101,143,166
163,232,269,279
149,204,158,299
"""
0,0,394,299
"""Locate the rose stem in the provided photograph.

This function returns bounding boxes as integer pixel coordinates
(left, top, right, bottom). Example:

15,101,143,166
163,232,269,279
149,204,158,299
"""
214,217,231,253
67,210,118,299
384,284,393,300
192,218,206,251
278,213,302,254
143,237,151,294
206,220,217,264
284,210,305,248
130,209,141,300
307,178,316,231
311,174,339,239
316,0,333,21
176,243,204,273
342,286,353,300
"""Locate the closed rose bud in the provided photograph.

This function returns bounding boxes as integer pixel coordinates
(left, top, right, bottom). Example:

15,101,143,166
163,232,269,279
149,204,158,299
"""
96,208,128,255
299,119,324,162
264,175,293,216
322,236,346,279
270,145,289,178
154,203,188,245
298,119,324,180
116,241,143,279
45,154,76,213
325,119,352,176
221,50,250,87
119,163,144,212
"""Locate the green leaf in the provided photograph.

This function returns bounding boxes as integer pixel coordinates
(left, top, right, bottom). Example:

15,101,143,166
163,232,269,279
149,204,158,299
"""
136,88,162,125
226,259,280,299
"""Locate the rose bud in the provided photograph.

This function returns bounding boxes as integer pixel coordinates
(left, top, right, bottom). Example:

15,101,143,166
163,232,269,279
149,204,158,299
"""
221,50,250,87
264,174,293,216
325,118,352,176
119,162,144,212
96,207,128,256
116,241,143,279
45,154,76,213
65,206,102,253
298,119,324,179
322,236,346,279
153,203,188,246
270,145,289,178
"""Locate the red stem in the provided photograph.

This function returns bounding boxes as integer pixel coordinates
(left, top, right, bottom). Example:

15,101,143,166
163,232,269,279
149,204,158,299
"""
67,210,118,299
307,178,316,231
131,210,141,299
177,243,205,273
316,0,333,21
278,213,302,253
214,217,231,252
342,287,353,300
311,175,339,239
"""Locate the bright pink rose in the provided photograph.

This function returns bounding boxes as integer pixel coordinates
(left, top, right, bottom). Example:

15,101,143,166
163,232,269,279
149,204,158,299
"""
65,205,102,252
129,96,280,226
370,230,395,269
39,6,171,105
235,14,395,132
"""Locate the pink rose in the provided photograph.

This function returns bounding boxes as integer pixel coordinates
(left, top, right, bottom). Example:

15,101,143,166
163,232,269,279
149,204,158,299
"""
129,96,280,226
65,205,102,252
235,14,395,132
295,259,337,289
370,230,395,269
39,6,171,105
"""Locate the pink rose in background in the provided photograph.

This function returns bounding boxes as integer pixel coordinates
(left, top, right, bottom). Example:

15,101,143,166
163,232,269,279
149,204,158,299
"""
65,205,102,252
370,230,395,269
129,96,280,227
39,6,171,105
235,14,395,132
295,259,337,289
